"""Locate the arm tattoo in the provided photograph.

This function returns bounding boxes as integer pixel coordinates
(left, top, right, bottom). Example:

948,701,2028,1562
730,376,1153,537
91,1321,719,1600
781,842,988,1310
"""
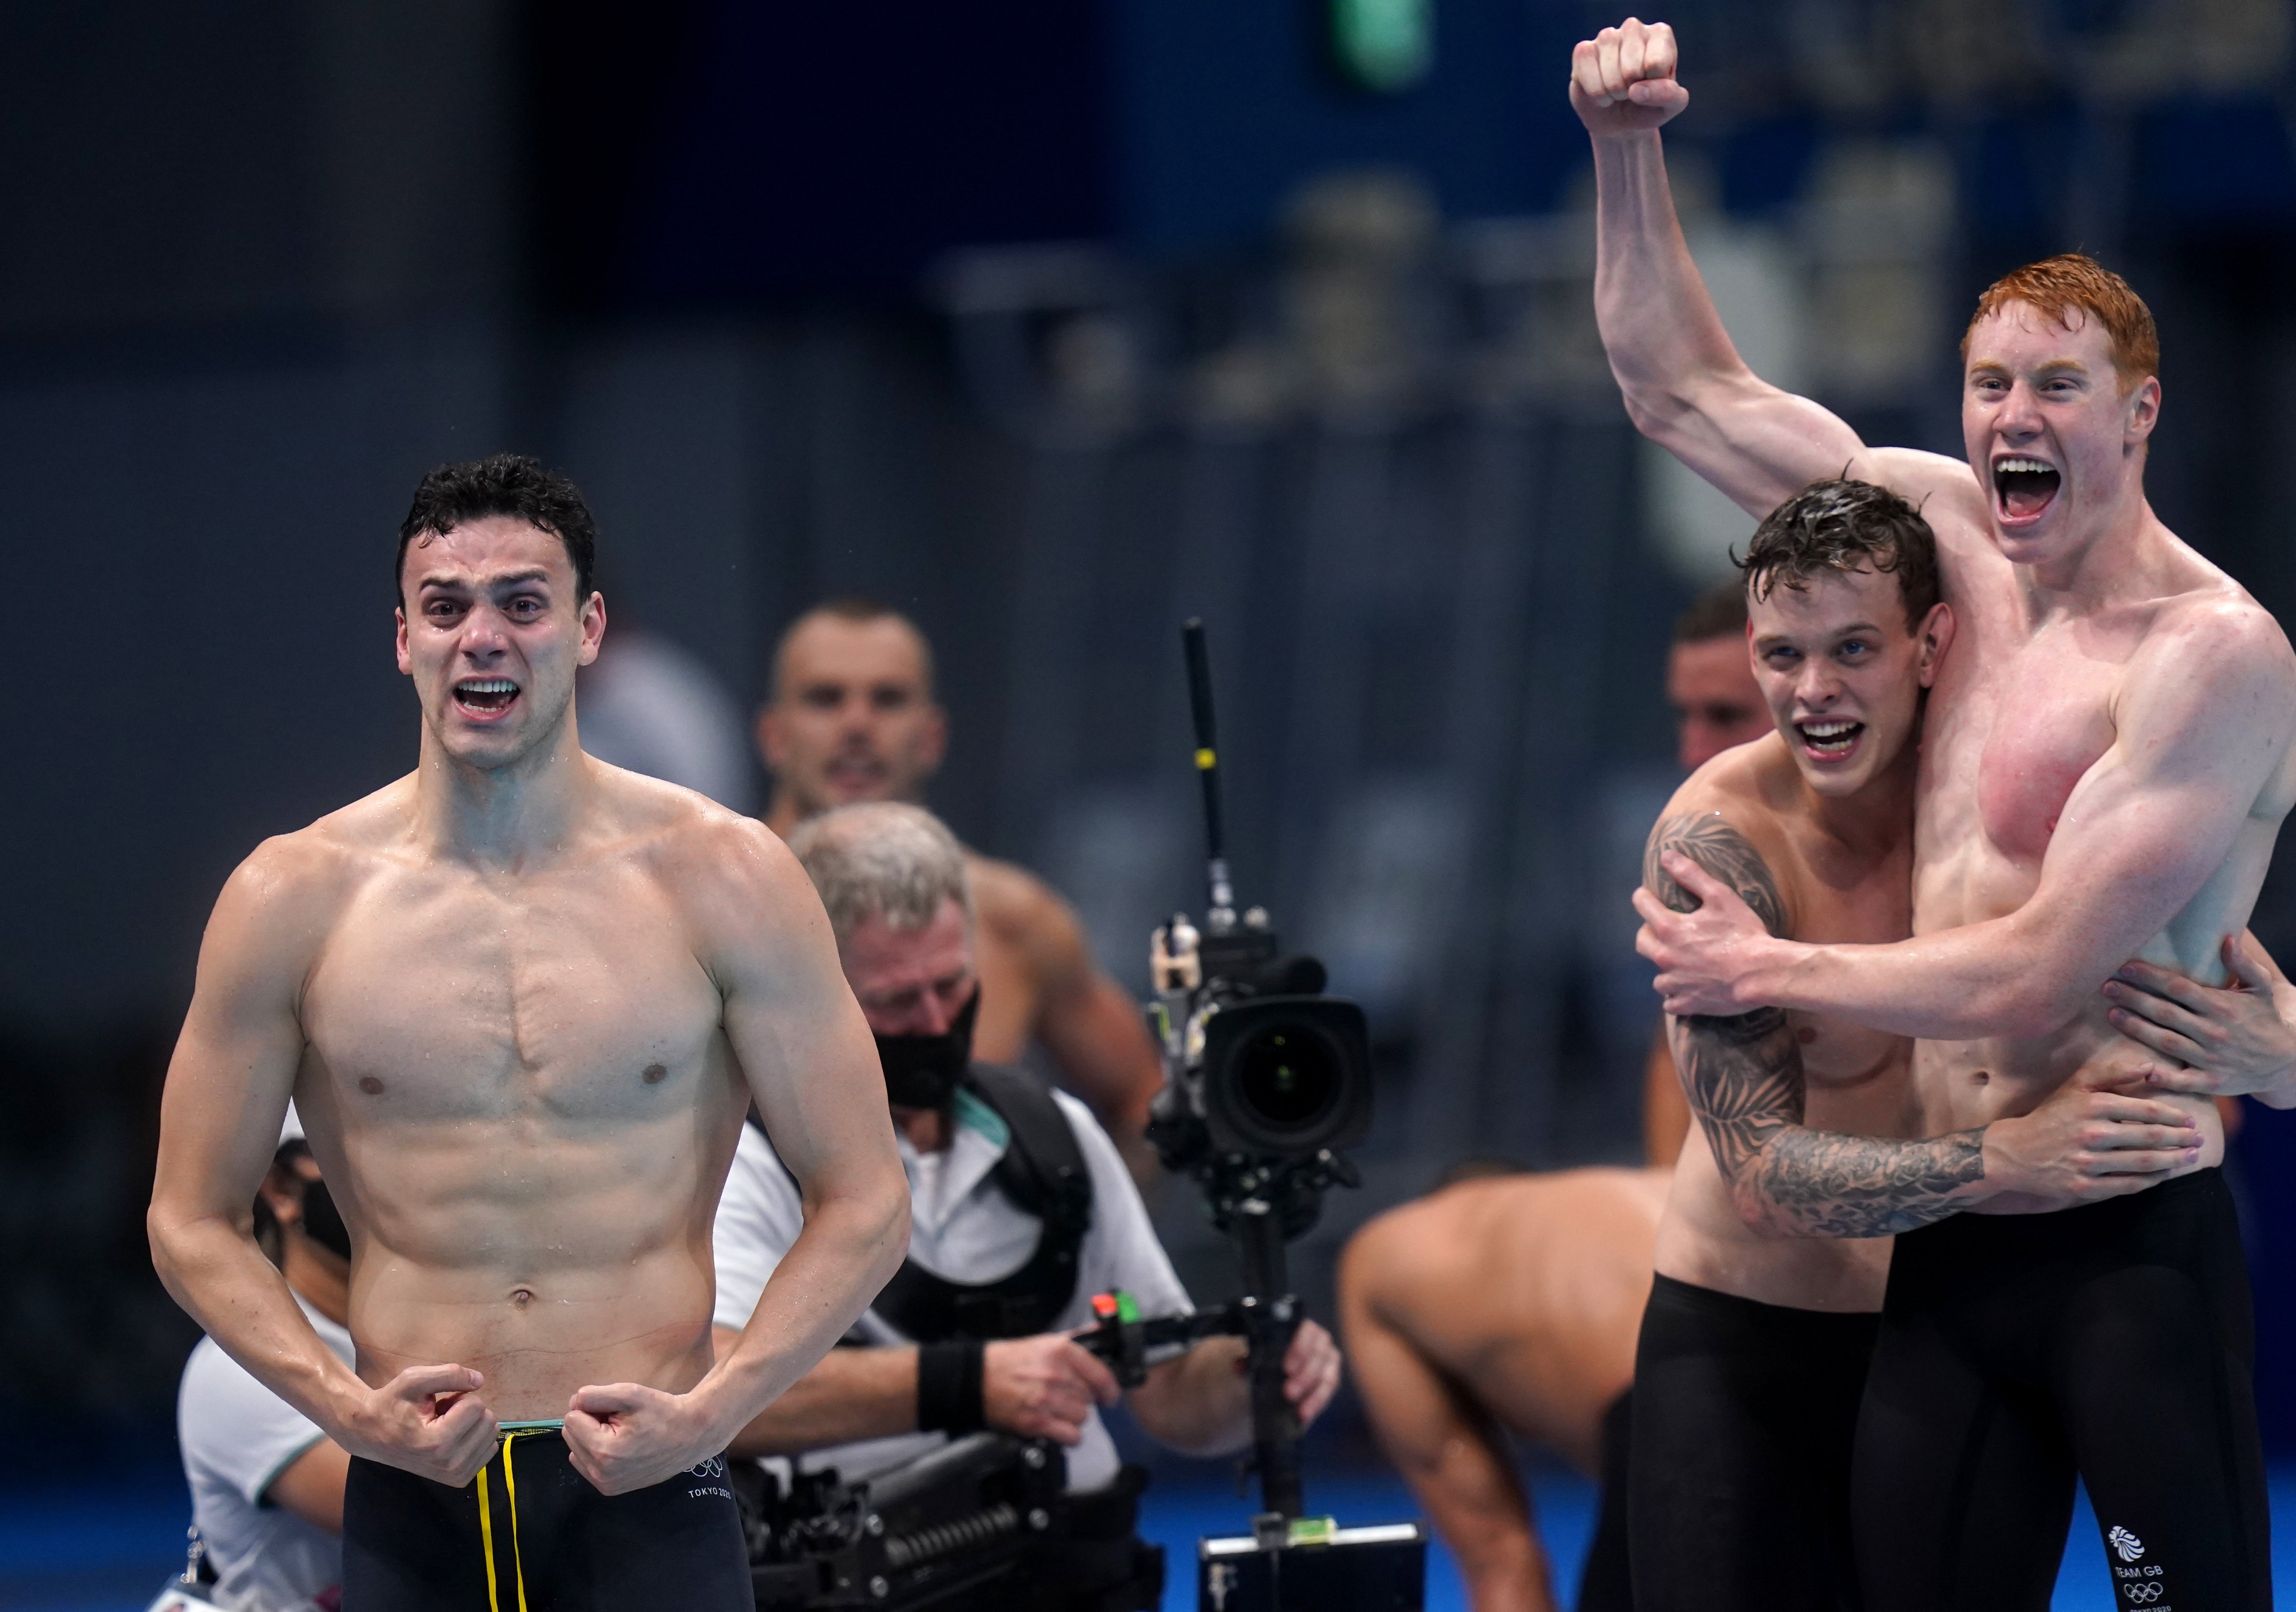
1644,812,1985,1237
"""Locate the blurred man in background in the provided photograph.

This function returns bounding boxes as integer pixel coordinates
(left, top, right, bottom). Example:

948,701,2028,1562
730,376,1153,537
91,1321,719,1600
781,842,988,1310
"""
713,803,1340,1611
757,600,1166,1168
176,1114,351,1612
1665,582,1768,776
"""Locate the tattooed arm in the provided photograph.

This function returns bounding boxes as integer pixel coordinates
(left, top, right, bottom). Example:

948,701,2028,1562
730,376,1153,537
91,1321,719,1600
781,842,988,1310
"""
1649,812,2201,1231
1647,812,1989,1238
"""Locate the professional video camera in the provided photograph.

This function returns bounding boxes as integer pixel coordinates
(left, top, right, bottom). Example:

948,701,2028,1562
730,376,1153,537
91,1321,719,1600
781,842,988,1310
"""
1069,619,1424,1612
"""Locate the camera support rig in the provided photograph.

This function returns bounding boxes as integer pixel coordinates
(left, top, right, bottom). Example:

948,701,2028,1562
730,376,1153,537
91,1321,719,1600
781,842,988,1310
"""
1071,621,1420,1609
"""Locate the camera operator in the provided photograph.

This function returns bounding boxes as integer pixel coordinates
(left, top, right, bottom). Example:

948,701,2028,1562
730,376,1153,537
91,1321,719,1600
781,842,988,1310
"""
755,601,1164,1174
174,1112,351,1611
711,802,1343,1609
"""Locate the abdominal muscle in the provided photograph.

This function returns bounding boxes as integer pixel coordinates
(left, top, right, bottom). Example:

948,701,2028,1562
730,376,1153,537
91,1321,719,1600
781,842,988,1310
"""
329,1111,735,1422
1922,1022,2223,1218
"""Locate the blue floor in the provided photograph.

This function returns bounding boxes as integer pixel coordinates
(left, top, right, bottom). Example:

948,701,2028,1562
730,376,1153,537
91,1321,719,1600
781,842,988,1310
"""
7,1460,2293,1610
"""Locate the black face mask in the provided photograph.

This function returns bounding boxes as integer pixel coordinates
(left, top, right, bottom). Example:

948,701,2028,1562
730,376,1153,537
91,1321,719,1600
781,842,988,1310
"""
299,1176,353,1262
874,988,979,1110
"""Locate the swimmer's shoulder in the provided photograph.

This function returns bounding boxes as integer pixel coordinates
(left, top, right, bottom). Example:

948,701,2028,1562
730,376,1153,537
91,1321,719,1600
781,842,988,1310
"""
2139,569,2296,689
962,852,1082,961
596,766,828,951
203,782,419,978
1655,731,1795,845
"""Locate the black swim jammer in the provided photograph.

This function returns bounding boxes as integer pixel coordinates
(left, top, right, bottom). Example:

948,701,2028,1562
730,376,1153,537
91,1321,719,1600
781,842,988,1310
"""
1629,1271,1881,1612
1852,1166,2268,1612
341,1425,751,1612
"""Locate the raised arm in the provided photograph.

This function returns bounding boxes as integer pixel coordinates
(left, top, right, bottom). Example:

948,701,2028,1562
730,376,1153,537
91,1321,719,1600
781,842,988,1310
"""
1639,606,2296,1038
1647,813,2197,1236
148,841,500,1487
1574,19,1869,514
573,819,910,1493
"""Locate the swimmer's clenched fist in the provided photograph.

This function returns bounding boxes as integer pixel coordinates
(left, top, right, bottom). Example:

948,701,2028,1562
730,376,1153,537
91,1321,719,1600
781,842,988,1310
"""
151,458,910,1522
1568,17,1686,133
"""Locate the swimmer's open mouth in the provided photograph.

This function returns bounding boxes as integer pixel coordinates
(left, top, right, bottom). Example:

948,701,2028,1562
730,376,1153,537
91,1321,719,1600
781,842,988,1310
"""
1993,455,2061,524
454,677,520,716
1797,719,1864,760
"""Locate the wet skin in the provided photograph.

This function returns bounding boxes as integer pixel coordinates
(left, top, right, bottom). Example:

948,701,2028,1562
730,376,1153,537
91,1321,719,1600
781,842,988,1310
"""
1579,30,2296,1159
150,518,907,1493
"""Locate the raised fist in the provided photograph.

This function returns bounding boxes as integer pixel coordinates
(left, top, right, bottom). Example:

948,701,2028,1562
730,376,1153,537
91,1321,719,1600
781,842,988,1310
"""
1570,18,1689,137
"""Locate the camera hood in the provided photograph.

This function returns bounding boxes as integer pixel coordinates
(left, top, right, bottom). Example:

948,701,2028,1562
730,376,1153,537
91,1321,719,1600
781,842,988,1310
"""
1198,995,1373,1157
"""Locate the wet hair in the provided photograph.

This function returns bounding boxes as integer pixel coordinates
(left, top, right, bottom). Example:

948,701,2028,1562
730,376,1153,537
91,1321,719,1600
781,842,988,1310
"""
396,454,598,604
785,801,973,947
1738,478,1940,632
1672,581,1749,645
768,598,936,701
1962,253,2158,394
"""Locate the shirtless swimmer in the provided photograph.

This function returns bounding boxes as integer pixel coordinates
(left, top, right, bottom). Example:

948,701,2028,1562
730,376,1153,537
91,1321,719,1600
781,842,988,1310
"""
148,454,910,1611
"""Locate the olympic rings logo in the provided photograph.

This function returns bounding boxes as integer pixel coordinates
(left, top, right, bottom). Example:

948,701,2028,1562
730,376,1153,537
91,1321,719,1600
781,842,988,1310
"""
2125,1582,2164,1604
688,1456,728,1480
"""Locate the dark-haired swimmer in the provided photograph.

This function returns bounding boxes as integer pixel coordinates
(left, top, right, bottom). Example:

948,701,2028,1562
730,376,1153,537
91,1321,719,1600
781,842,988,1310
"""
149,455,910,1611
1624,479,2203,1612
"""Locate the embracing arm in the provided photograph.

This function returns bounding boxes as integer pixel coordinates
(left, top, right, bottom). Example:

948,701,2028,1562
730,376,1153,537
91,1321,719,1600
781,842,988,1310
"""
1642,609,2296,1038
1647,814,1992,1237
147,842,499,1485
2107,931,2296,1107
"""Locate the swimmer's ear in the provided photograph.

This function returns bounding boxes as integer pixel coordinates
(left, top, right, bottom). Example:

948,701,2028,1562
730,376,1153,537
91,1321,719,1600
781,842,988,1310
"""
577,591,607,668
1915,601,1955,688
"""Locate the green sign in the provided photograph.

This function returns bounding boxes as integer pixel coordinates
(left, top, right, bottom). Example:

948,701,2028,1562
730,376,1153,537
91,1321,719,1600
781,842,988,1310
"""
1331,0,1434,94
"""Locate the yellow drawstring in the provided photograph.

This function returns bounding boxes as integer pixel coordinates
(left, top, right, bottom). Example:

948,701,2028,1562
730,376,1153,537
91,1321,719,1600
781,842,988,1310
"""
502,1431,532,1612
476,1464,500,1612
475,1430,542,1612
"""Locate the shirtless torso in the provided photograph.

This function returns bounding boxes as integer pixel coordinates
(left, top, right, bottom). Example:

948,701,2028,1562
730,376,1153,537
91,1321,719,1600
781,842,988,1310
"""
1650,730,1919,1312
1590,27,2296,1129
151,491,908,1506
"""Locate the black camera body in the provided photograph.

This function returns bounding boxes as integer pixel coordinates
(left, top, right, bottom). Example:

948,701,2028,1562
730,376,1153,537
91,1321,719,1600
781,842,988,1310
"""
1145,917,1374,1241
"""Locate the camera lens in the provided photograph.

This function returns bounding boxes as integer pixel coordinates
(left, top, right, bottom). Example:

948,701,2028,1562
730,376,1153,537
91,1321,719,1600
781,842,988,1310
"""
1234,1024,1339,1132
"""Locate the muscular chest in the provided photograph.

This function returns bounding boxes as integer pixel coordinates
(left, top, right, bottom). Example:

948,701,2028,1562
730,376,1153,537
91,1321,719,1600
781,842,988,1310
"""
301,862,722,1120
1918,612,2124,922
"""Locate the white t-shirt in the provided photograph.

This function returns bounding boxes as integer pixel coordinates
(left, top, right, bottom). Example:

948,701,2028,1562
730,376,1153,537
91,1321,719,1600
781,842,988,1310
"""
177,1295,351,1612
713,1085,1193,1493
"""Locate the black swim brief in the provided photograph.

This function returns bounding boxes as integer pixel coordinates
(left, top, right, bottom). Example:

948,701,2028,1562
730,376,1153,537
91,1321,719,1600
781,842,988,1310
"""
341,1426,751,1612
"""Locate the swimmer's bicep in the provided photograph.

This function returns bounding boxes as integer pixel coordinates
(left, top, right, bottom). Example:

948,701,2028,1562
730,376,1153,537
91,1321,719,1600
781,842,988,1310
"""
1641,811,1789,936
2008,628,2296,998
157,849,320,1203
1645,813,1803,1176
